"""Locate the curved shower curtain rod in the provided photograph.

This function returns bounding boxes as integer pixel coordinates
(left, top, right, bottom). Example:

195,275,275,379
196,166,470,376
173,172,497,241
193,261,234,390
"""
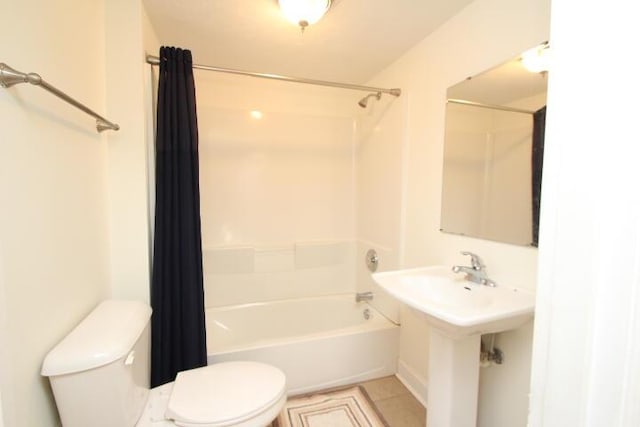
146,55,401,98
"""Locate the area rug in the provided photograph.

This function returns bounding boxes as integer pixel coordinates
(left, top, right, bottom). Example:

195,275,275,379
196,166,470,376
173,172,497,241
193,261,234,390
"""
274,386,389,427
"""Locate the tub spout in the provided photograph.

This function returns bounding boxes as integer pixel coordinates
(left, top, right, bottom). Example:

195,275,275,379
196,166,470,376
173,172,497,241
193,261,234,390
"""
356,291,374,302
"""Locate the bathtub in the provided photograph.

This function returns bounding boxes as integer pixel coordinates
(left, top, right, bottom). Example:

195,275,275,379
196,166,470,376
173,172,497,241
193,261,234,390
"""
206,294,399,395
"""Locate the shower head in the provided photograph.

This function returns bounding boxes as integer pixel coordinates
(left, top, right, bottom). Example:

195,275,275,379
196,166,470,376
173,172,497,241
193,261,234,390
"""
358,92,382,108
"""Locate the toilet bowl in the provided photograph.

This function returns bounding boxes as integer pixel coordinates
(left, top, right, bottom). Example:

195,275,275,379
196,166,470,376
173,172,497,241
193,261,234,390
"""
136,362,286,427
41,300,286,427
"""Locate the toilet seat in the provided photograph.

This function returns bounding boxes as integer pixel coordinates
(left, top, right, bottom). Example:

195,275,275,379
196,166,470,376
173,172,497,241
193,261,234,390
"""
165,361,287,427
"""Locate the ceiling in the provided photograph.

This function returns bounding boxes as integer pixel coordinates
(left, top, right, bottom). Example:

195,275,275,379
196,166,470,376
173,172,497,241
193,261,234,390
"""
143,0,475,84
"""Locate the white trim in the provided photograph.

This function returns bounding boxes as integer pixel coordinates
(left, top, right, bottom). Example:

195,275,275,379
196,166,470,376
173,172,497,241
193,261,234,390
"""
396,359,428,407
0,389,4,427
528,0,640,424
0,250,9,427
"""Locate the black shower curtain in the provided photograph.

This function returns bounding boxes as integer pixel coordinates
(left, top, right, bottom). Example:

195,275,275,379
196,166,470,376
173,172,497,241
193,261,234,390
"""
531,105,546,247
150,47,207,387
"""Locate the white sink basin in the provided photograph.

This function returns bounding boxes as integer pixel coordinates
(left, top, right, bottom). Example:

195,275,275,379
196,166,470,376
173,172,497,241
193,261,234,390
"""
372,265,535,338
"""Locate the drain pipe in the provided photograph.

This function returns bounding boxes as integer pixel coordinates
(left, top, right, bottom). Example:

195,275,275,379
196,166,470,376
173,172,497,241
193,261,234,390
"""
480,334,503,367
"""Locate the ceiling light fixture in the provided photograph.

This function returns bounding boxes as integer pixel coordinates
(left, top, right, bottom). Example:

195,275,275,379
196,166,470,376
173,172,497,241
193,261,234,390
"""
521,42,551,73
278,0,331,32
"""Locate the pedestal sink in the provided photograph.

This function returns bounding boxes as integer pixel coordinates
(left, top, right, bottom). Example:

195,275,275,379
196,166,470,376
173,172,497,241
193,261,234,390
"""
372,266,535,427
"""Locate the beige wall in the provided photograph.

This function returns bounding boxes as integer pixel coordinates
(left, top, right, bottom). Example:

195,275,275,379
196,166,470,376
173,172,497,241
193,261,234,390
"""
0,0,112,425
365,0,550,425
105,0,153,303
0,1,157,424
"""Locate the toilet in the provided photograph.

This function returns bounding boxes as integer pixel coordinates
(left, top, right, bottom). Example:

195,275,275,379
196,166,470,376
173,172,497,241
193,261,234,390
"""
41,300,287,427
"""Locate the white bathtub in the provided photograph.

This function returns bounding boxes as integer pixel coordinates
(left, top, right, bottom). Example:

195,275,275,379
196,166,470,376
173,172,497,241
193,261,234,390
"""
206,294,399,395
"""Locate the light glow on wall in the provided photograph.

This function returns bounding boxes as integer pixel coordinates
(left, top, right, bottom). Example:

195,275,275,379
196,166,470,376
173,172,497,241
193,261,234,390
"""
521,43,550,73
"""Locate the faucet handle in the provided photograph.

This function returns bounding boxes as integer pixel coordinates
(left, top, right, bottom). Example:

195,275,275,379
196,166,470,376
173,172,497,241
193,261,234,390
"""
460,251,485,270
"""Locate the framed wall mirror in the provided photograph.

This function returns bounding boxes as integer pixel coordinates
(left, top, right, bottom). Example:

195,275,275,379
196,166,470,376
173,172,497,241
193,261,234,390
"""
440,43,548,247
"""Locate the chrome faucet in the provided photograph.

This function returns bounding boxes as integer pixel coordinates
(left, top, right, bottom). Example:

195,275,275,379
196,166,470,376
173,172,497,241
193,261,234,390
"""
356,291,374,302
452,251,497,287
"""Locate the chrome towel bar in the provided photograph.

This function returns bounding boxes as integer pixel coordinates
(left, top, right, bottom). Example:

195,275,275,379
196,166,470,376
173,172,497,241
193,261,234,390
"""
0,62,119,133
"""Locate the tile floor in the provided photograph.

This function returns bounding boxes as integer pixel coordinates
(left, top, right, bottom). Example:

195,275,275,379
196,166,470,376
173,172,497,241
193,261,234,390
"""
276,375,426,427
360,376,426,427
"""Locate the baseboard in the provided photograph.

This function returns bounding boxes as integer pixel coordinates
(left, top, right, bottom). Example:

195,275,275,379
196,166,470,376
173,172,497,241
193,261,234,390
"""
396,359,428,407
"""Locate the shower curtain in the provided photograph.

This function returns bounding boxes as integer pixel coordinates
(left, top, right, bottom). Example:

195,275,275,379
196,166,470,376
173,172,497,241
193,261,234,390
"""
532,105,546,247
150,46,207,387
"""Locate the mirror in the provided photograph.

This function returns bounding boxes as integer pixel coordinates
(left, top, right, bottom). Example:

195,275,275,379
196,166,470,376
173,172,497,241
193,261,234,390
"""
440,44,548,247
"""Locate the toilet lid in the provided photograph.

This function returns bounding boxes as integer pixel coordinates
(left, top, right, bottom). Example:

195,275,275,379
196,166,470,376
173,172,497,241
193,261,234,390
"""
166,361,286,427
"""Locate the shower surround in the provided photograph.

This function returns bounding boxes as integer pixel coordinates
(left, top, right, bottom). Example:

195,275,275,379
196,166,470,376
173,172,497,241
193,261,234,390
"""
195,68,404,392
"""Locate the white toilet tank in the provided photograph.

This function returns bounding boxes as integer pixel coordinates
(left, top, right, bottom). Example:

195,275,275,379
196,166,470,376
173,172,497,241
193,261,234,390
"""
42,300,152,427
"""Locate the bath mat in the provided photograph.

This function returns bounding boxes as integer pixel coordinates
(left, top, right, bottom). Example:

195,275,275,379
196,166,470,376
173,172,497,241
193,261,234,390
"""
274,386,389,427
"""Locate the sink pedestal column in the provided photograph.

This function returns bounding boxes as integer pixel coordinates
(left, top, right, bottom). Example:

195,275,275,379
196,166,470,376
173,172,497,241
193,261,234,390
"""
426,329,481,427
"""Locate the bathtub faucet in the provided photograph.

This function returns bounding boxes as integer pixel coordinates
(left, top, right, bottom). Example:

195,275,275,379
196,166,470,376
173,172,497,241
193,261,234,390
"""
356,291,374,302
